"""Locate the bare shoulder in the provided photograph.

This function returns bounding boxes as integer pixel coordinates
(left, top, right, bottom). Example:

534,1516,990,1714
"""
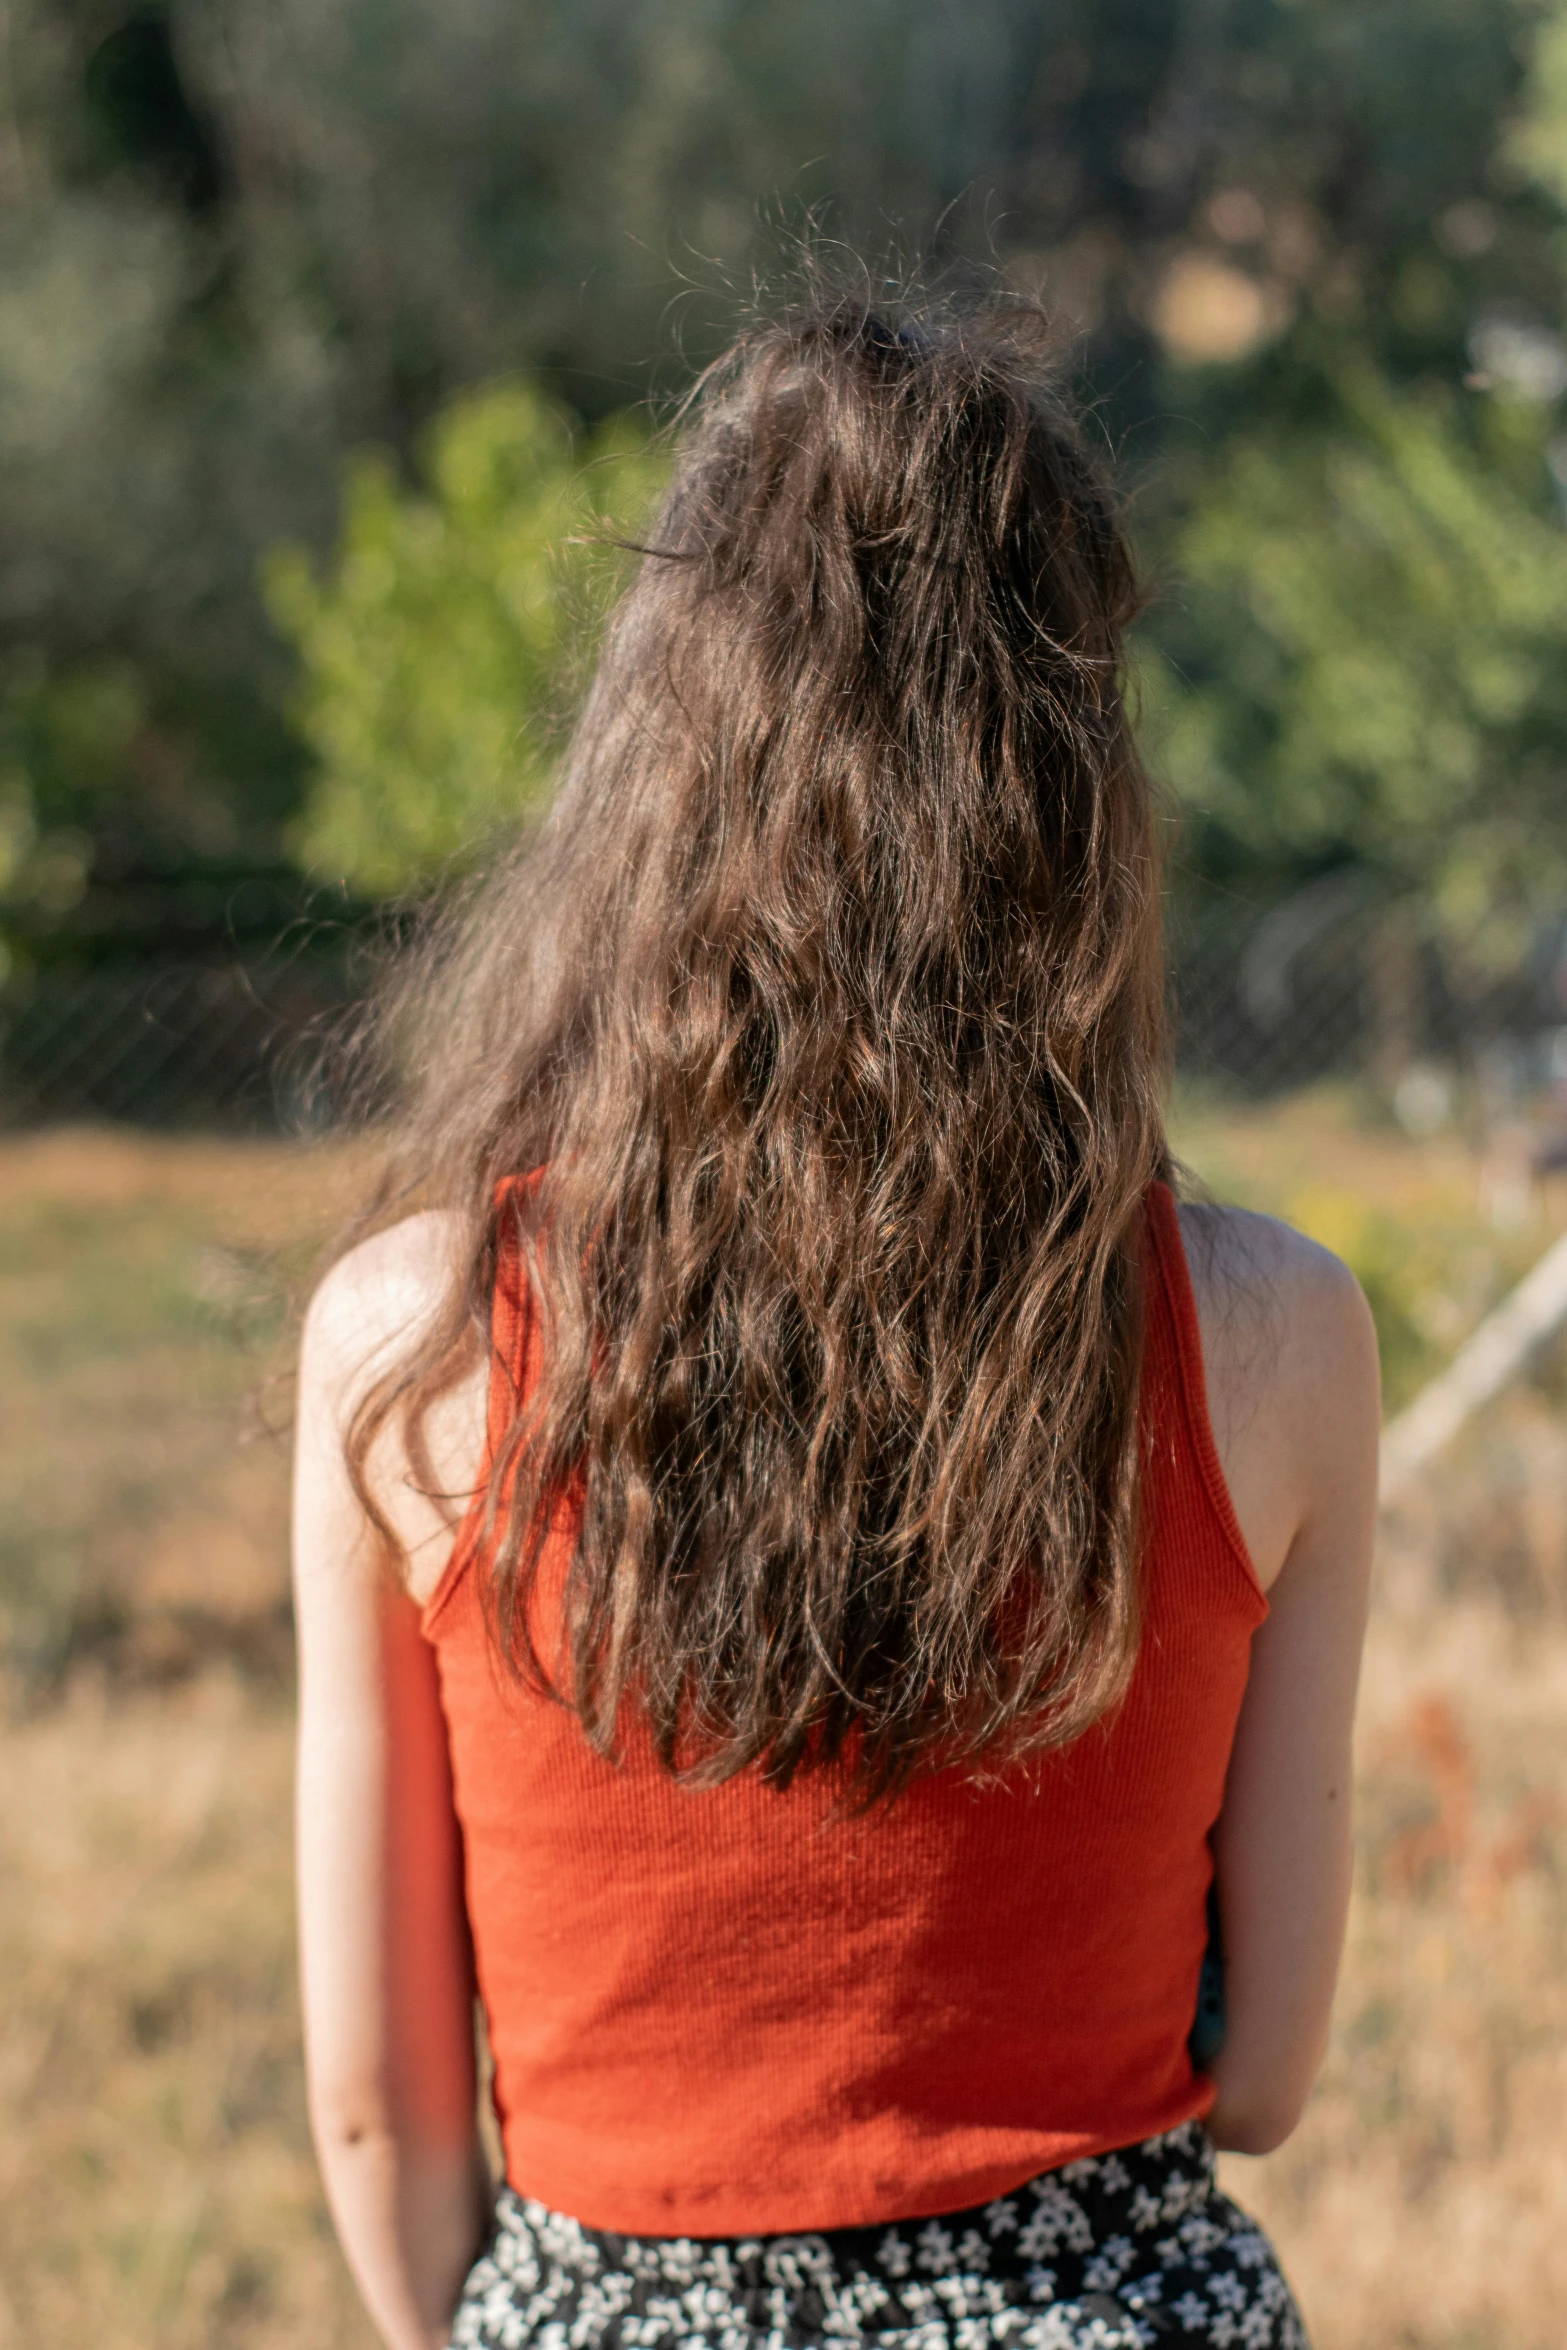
301,1211,463,1419
1177,1199,1371,1344
297,1212,488,1601
1175,1200,1380,1589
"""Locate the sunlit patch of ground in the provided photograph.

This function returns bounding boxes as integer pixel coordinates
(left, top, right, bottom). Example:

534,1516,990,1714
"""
0,1128,372,2347
3,1120,1567,2347
0,1676,376,2349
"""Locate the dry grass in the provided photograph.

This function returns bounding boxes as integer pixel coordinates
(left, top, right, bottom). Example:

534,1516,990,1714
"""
1220,1591,1567,2347
0,1677,374,2349
0,1128,373,2349
4,1115,1567,2348
0,1127,365,1695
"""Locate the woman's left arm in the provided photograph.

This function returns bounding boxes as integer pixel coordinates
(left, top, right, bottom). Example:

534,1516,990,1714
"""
1198,1219,1380,2156
294,1227,491,2350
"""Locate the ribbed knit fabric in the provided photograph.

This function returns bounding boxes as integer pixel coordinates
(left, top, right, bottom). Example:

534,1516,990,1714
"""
420,1180,1267,2239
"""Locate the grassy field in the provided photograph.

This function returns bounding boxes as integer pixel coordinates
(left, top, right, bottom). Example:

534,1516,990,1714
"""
0,1131,374,2349
4,1110,1567,2348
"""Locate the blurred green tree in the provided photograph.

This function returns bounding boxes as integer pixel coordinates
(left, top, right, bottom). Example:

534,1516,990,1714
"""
1511,0,1567,211
5,0,1567,955
267,385,666,894
1144,369,1567,928
1129,0,1567,941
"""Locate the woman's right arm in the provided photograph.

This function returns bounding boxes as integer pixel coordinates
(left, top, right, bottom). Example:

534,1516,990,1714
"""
294,1220,492,2348
1193,1215,1381,2155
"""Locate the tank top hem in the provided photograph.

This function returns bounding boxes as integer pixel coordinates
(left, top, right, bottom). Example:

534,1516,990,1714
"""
495,2091,1219,2241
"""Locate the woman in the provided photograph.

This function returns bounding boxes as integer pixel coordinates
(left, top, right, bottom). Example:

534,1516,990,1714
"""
293,294,1379,2350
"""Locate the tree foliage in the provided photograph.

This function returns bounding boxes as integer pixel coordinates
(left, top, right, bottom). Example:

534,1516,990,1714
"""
5,0,1567,942
267,387,665,894
1146,372,1567,922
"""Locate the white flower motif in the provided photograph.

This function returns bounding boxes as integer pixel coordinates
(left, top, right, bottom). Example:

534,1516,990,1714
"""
916,2220,956,2272
1227,2229,1271,2271
1076,2313,1137,2350
1058,2157,1101,2187
1171,2290,1210,2329
1178,2214,1226,2262
570,2274,634,2343
1128,2187,1163,2234
985,2197,1020,2237
1098,2156,1132,2195
762,2235,834,2292
1017,2185,1093,2258
1024,2263,1058,2303
536,2208,595,2267
1209,2270,1247,2313
1024,2309,1088,2348
931,2274,982,2317
700,2245,736,2295
681,2283,739,2327
1085,2227,1132,2284
956,2229,991,2271
852,2277,898,2325
875,2230,912,2279
1160,2175,1201,2223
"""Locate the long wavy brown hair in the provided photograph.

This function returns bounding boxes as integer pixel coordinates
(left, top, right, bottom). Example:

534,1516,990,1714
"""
342,286,1170,1797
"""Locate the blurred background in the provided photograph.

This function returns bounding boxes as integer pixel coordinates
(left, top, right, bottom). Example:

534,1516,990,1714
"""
6,3,1567,2344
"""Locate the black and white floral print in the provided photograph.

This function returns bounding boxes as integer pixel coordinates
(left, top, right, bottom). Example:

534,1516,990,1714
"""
446,2122,1307,2350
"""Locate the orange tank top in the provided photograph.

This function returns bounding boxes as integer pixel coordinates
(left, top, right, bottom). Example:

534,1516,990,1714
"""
421,1178,1266,2236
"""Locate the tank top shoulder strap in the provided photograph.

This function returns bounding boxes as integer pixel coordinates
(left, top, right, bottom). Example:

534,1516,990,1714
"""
1143,1179,1267,1613
419,1172,540,1638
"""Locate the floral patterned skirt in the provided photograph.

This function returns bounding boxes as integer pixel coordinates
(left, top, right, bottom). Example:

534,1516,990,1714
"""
445,2120,1308,2350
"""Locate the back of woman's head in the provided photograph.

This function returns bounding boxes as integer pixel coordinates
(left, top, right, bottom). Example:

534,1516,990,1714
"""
354,285,1169,1797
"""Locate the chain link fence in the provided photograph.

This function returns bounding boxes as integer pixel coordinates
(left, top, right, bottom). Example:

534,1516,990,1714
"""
1173,884,1567,1129
0,956,359,1133
3,888,1566,1134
